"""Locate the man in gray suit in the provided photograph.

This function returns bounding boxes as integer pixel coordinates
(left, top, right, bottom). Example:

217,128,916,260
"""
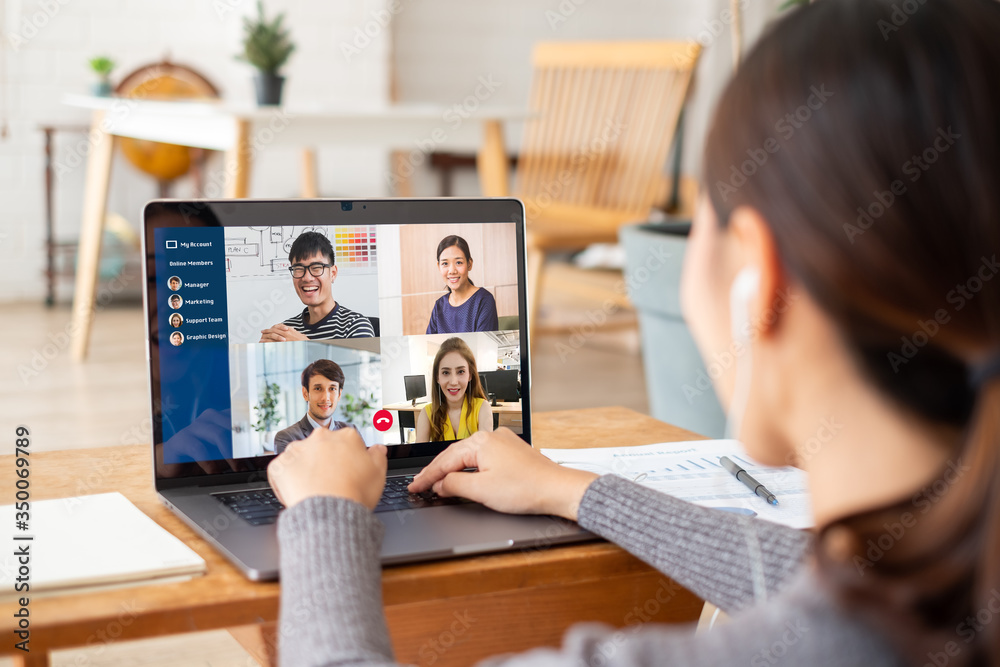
273,359,360,454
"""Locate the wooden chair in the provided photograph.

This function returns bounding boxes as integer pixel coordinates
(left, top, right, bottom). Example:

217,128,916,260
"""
486,42,700,342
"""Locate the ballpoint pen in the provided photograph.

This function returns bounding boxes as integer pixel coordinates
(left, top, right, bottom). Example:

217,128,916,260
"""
719,456,778,505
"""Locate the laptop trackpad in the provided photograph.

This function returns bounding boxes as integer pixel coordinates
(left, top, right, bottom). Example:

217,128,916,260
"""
376,503,591,565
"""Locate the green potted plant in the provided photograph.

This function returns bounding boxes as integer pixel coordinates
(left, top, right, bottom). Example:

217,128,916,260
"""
340,390,377,445
340,390,376,425
237,1,296,106
88,56,115,97
253,381,283,451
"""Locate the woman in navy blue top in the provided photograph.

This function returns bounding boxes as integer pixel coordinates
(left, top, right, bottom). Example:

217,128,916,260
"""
426,235,499,334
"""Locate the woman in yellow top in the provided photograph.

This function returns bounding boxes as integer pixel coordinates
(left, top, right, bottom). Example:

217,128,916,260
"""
416,337,493,442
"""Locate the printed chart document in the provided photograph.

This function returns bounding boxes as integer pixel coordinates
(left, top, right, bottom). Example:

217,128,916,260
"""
541,440,812,529
1,492,206,598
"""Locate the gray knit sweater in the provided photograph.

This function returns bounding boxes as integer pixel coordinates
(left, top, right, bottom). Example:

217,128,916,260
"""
276,475,905,666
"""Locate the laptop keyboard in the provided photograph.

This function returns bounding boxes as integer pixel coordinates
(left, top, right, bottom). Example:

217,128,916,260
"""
214,476,466,525
376,475,468,513
214,488,284,525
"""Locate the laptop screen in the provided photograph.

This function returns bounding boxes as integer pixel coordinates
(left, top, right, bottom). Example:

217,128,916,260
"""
144,199,529,483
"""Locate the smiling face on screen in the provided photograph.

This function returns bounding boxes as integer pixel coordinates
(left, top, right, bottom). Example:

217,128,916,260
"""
438,245,471,293
290,251,337,311
302,372,342,423
437,351,470,406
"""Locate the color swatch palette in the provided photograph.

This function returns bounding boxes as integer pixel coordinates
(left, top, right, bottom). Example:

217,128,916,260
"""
333,226,377,271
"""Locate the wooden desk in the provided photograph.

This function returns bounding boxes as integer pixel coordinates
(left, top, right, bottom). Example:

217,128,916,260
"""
62,94,521,362
0,407,706,667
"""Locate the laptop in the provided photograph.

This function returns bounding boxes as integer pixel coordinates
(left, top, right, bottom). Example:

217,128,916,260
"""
142,198,592,581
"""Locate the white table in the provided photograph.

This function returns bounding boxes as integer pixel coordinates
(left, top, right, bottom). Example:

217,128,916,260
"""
62,94,522,360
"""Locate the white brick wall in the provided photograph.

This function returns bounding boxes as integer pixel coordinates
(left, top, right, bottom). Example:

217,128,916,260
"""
0,0,392,303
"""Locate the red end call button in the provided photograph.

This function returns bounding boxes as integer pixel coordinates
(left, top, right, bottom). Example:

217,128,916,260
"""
373,409,393,432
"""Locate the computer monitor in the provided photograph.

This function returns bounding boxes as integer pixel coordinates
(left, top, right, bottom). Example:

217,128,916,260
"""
480,370,519,402
404,374,427,407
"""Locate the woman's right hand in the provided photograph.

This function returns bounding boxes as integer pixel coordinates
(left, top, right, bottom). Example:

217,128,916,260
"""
408,428,598,520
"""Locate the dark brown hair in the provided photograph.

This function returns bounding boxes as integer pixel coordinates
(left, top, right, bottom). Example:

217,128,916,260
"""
436,235,475,291
300,359,345,391
428,337,486,441
703,0,1000,664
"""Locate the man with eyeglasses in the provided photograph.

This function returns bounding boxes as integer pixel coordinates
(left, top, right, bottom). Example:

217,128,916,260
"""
259,232,375,342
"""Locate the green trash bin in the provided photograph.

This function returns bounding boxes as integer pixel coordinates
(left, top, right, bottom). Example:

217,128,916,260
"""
620,222,725,438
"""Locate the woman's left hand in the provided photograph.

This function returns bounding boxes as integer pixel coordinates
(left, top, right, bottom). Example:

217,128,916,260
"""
267,428,388,510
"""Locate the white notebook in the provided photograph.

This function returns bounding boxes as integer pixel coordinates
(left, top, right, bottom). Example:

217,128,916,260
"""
1,492,206,598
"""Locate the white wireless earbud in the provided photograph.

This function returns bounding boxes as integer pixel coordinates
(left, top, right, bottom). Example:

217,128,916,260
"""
729,268,760,343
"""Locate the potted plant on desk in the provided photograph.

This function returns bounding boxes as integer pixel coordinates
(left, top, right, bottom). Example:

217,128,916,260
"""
253,381,282,453
88,56,115,97
237,0,296,106
341,390,377,446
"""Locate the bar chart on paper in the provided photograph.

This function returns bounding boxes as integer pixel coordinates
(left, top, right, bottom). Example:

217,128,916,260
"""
541,440,812,528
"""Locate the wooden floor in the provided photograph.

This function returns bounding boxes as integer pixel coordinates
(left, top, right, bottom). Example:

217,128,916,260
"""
1,300,151,452
0,268,648,666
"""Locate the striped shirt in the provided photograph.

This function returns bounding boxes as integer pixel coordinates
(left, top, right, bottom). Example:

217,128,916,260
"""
282,303,374,340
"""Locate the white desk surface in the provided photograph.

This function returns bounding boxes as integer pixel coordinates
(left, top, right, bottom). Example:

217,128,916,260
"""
63,93,528,151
